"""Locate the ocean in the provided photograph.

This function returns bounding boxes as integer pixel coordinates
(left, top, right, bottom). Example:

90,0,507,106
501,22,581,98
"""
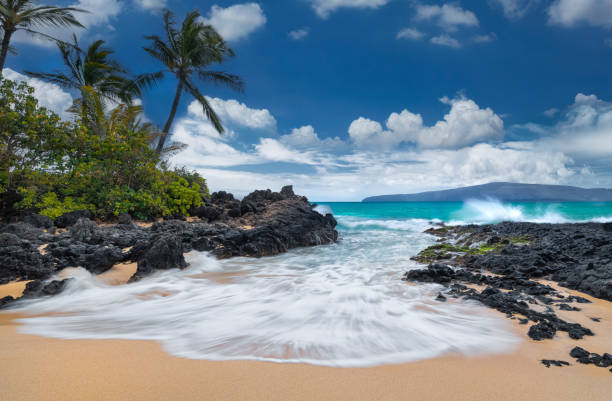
10,200,612,367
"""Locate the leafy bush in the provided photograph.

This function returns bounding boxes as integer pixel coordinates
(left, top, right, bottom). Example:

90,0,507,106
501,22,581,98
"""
0,78,209,220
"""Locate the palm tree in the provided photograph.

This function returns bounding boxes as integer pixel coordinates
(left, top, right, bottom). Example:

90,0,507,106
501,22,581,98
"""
27,35,160,128
0,0,86,71
144,9,244,154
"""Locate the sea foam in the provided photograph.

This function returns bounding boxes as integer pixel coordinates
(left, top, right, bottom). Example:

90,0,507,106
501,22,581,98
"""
10,218,519,367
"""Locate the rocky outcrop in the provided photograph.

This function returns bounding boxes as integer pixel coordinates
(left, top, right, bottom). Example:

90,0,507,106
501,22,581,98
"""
414,222,612,301
404,221,611,371
0,186,338,292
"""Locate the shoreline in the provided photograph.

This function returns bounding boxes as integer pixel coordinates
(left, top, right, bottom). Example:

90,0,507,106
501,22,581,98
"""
1,277,611,401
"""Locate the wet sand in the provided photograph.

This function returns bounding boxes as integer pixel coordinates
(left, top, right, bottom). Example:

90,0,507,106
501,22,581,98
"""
1,281,611,401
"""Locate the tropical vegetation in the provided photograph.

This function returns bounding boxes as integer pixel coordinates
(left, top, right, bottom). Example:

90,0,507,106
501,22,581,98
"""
0,5,242,221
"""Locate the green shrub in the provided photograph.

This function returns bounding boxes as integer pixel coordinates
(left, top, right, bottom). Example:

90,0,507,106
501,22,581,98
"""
1,78,209,221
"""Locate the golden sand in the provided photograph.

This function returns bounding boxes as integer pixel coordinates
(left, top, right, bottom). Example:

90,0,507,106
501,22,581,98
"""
0,280,611,400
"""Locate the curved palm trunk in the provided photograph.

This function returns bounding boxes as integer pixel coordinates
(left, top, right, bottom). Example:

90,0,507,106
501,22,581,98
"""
156,79,184,154
0,29,15,73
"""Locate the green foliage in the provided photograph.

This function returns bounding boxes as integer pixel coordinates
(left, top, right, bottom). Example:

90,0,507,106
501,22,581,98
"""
35,192,93,219
0,78,209,221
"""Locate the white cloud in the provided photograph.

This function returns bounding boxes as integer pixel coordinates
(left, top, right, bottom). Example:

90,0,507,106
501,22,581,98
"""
431,34,461,48
349,96,504,150
543,108,559,117
520,93,612,161
308,0,389,19
133,0,166,11
473,33,497,43
201,97,277,131
397,28,425,40
278,125,344,150
13,0,121,48
2,68,73,119
548,0,612,28
201,3,266,42
169,94,610,201
186,142,581,201
415,3,479,32
289,28,309,40
490,0,538,19
255,138,318,164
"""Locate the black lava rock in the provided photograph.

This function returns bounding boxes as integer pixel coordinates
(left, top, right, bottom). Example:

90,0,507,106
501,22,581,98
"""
528,321,556,340
22,279,72,298
55,210,93,228
133,234,187,280
541,360,569,368
22,214,54,229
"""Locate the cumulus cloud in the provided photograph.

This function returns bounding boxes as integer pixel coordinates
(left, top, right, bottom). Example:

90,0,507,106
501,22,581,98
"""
189,142,580,201
289,28,310,40
2,68,73,119
520,93,612,163
169,94,608,201
203,97,277,131
308,0,389,19
415,3,479,32
201,3,266,41
548,0,612,28
490,0,539,19
397,28,425,40
430,34,461,48
348,96,504,150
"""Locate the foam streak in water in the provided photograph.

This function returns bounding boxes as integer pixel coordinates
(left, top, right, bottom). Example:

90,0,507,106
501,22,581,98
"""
10,221,519,367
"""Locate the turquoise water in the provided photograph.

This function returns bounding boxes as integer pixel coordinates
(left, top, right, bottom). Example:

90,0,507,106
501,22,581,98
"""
11,199,612,367
316,200,612,225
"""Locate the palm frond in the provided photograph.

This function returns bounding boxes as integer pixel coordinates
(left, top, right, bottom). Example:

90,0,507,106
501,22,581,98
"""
183,78,224,133
198,70,244,92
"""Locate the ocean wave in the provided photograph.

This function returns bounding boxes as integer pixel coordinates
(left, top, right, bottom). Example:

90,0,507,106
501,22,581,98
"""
10,236,518,367
450,199,612,225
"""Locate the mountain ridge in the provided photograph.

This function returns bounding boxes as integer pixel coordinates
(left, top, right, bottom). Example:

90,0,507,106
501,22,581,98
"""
362,182,612,202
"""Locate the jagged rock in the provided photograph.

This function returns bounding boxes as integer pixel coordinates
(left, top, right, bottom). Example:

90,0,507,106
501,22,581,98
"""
240,200,257,215
541,360,569,368
528,321,556,340
133,234,187,280
118,214,132,225
22,214,54,229
280,185,295,198
0,296,14,308
227,207,241,218
55,210,93,228
192,206,221,222
69,218,102,244
570,346,612,372
22,279,72,298
0,187,338,290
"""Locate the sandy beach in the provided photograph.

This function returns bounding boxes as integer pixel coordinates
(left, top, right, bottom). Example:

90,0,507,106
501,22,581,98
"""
1,277,611,401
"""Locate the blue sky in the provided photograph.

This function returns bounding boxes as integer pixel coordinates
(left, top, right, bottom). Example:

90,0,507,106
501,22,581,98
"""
4,0,612,200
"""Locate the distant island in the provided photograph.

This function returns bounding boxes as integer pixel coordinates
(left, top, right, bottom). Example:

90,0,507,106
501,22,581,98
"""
362,182,612,202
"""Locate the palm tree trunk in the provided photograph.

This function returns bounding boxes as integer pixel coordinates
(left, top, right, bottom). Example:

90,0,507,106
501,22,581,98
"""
156,79,184,154
0,29,15,73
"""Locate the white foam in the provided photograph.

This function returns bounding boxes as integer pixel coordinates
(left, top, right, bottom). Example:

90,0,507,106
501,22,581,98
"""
313,204,333,216
450,198,573,224
9,224,519,367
